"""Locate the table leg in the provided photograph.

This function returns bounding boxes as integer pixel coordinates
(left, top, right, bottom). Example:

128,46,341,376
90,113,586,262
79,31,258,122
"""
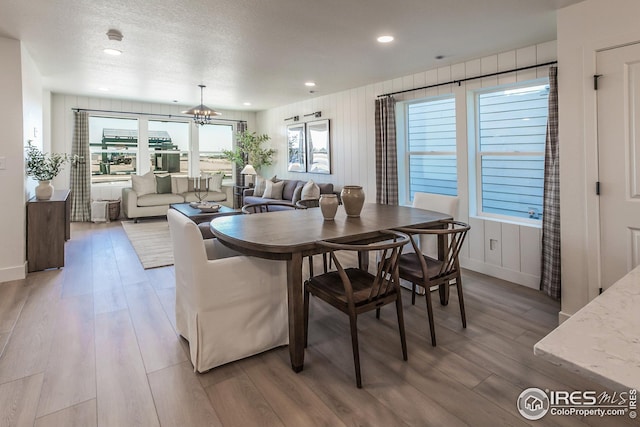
287,253,305,372
438,233,450,305
358,250,369,272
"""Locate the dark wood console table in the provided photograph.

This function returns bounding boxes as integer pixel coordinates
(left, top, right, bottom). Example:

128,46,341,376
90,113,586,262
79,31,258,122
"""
27,189,71,272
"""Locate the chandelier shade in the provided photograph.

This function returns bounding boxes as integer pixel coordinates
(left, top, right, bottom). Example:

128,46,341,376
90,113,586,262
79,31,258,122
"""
182,85,221,125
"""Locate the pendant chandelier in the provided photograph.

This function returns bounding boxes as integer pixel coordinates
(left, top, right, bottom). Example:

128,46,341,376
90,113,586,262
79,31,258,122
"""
182,84,220,125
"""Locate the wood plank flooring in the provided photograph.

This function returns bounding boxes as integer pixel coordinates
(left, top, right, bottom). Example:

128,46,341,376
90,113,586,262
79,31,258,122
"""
0,221,634,427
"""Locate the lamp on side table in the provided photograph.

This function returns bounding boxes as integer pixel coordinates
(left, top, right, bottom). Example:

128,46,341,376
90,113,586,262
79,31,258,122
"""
240,164,256,187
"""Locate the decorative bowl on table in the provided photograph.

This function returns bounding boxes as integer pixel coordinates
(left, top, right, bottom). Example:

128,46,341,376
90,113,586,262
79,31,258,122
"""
197,203,220,213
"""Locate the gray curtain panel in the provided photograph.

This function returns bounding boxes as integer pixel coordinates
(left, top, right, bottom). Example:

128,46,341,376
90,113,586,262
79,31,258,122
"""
540,66,561,299
375,96,398,205
70,111,92,222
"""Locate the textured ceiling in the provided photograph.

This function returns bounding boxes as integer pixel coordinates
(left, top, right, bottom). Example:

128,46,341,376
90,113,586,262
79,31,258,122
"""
0,0,584,111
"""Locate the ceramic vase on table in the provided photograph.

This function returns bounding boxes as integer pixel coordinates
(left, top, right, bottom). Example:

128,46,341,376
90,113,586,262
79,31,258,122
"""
319,194,339,220
35,180,54,200
341,185,365,217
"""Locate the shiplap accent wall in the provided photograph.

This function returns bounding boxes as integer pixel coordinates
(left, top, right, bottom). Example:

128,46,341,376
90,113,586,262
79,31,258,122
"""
49,93,257,197
257,41,556,288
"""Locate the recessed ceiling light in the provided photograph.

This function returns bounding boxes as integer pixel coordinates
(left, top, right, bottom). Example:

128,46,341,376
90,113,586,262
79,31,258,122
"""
103,48,122,56
305,82,316,87
377,35,394,43
243,102,252,106
98,87,109,92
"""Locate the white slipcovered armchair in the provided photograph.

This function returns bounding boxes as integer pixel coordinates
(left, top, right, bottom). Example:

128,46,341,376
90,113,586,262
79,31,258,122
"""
407,192,460,297
167,209,289,373
412,192,459,258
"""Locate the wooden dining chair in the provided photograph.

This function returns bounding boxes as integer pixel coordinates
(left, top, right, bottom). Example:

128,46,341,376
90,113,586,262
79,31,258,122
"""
303,230,410,388
241,201,297,214
295,198,320,209
395,220,470,346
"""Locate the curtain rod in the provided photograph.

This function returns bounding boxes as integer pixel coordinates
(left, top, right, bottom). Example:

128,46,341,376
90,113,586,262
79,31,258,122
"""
377,60,557,98
72,108,247,124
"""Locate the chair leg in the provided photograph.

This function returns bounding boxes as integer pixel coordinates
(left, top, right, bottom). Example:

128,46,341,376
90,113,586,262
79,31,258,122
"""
456,273,467,328
424,288,437,346
411,282,417,305
348,312,362,388
395,294,408,361
375,307,380,319
322,253,329,273
303,286,310,348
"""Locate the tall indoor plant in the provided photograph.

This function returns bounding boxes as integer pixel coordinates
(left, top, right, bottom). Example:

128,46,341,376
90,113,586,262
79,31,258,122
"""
25,144,70,200
222,130,275,171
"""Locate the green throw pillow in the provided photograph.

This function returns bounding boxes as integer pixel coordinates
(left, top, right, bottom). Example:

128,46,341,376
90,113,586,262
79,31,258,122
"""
156,175,172,194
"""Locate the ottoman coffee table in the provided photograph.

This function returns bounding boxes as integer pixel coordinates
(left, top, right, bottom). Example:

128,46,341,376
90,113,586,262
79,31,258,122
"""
170,203,240,238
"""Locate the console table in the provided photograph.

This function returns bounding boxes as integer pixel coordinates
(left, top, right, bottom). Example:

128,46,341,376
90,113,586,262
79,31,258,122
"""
26,189,71,272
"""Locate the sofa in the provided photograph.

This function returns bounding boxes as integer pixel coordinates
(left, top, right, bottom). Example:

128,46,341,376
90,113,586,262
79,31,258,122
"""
123,172,227,222
243,178,334,210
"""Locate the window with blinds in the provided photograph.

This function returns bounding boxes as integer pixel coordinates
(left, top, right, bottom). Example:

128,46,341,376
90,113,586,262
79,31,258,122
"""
475,82,549,220
406,96,457,201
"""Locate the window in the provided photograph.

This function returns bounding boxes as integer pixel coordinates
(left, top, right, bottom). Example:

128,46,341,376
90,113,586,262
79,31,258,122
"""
401,96,457,203
148,120,189,175
198,123,234,179
473,81,549,221
89,117,138,183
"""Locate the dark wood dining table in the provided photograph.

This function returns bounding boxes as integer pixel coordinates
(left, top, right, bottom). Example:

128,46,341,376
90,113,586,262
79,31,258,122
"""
210,203,452,372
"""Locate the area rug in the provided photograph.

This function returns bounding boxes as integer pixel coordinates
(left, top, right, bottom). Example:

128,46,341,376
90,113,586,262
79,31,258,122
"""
121,219,173,269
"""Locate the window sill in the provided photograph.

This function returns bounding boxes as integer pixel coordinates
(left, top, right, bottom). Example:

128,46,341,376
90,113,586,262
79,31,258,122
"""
470,215,542,229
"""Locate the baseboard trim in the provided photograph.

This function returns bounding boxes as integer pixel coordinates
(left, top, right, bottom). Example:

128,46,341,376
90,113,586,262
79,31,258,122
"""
0,262,27,283
460,257,540,289
558,311,571,324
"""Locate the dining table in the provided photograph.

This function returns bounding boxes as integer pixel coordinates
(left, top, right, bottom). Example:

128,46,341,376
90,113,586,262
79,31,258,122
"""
210,202,452,372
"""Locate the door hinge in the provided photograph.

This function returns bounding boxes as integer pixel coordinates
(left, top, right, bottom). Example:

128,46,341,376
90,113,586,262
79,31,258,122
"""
594,74,602,90
596,181,601,195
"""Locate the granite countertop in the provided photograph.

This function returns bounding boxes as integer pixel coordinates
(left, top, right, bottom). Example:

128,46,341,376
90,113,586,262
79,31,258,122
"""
534,265,640,391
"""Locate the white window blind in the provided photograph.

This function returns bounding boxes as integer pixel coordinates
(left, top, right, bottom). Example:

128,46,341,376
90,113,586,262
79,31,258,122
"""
406,97,457,200
476,83,548,220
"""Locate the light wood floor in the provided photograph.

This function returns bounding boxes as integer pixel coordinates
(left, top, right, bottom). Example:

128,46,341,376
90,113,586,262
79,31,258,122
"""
0,221,633,427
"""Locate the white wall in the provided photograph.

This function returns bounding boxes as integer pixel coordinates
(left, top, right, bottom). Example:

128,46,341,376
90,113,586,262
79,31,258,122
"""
256,42,555,289
557,0,640,320
22,45,44,199
0,37,28,282
50,93,258,192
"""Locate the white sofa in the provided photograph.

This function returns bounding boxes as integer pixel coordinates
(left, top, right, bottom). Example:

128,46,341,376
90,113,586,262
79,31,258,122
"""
122,173,227,222
167,209,289,372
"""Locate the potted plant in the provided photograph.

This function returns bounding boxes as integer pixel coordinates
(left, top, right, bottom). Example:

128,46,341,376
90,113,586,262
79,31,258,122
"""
25,144,70,200
222,130,275,171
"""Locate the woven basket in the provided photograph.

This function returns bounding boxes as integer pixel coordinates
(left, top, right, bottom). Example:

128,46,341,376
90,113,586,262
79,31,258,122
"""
107,199,121,221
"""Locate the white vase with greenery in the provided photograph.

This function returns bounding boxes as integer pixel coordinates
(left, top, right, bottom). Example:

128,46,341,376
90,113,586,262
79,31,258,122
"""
25,144,70,200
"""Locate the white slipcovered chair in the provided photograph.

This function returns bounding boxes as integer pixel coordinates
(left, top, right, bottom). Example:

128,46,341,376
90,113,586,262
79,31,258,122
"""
412,192,459,257
167,209,289,373
408,192,460,299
